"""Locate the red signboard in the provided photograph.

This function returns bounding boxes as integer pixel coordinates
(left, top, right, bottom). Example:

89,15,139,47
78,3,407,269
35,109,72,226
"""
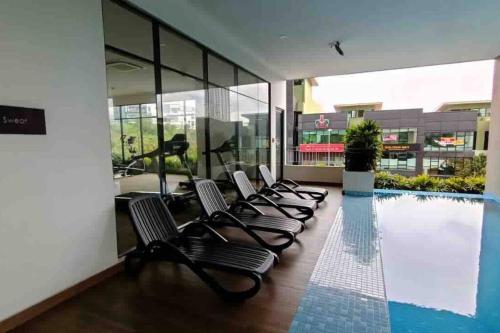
299,143,345,153
383,134,398,142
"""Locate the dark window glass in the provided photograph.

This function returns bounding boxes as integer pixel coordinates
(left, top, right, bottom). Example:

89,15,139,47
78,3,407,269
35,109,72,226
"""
102,0,153,60
238,69,259,100
208,54,235,88
162,69,205,178
160,28,203,79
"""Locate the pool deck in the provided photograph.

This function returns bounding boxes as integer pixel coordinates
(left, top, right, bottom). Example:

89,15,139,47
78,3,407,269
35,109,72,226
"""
12,187,343,333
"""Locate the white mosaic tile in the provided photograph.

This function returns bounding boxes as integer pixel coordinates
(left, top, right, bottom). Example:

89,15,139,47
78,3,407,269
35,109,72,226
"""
290,196,390,333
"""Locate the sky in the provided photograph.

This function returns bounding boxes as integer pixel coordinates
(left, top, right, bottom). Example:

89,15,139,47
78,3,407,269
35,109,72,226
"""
313,60,494,113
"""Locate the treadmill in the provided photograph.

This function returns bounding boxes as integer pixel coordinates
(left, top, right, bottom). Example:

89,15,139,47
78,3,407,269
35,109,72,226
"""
208,136,248,191
115,134,197,211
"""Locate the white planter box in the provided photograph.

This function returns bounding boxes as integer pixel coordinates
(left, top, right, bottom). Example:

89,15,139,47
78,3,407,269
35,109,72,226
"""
342,170,375,196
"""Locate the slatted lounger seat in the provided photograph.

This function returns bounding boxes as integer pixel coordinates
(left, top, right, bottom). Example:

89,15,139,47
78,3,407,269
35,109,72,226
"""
259,165,328,203
232,170,317,222
194,179,303,253
126,195,275,300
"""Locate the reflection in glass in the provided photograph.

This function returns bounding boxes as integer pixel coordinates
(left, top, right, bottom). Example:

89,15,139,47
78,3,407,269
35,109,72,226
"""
162,69,205,188
376,194,500,332
102,0,153,60
103,0,271,256
208,54,235,88
160,28,203,79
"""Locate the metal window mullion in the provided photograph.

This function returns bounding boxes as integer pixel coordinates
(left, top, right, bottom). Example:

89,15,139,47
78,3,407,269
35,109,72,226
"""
153,21,167,196
202,49,211,179
139,104,145,156
119,106,125,163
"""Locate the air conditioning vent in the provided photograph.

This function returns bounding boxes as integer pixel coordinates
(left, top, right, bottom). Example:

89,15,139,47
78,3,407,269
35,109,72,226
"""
106,61,143,72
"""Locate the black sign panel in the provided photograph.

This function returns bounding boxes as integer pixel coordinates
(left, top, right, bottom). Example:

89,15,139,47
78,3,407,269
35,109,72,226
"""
0,105,46,135
383,143,420,152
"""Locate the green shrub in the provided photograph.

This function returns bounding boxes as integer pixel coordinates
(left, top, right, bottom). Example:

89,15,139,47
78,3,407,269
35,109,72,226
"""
375,172,409,190
408,174,440,192
375,172,485,194
344,120,382,171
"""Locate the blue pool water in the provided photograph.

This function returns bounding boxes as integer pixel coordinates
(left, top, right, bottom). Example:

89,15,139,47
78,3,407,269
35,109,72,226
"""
375,192,500,333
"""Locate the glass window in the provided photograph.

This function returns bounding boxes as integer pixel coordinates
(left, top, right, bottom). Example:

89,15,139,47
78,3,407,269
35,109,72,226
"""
379,152,416,171
238,69,259,100
162,69,205,180
103,0,271,255
424,131,474,152
257,102,270,169
102,0,153,60
108,103,123,164
208,54,235,88
258,79,269,103
160,28,203,79
237,94,259,180
121,105,140,118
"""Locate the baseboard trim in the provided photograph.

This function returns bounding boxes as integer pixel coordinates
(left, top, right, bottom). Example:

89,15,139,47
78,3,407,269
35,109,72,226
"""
0,262,123,332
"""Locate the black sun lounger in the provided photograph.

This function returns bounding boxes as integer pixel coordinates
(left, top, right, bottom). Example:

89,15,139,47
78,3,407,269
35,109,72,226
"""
194,179,303,252
232,171,317,222
258,165,328,203
125,195,275,301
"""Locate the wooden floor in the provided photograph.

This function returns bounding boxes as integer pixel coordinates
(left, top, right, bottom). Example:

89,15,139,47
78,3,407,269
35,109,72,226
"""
12,186,343,333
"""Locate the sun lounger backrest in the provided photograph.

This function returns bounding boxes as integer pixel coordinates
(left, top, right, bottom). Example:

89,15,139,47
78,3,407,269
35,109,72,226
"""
232,171,257,200
258,165,276,188
194,179,229,216
128,195,179,246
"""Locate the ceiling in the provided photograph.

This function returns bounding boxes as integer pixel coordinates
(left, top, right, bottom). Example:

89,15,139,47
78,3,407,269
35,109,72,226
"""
130,0,500,81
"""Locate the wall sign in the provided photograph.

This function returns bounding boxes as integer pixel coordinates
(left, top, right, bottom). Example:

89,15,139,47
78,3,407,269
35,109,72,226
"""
299,143,344,153
0,106,46,135
314,115,330,129
435,137,464,146
383,134,399,142
383,143,420,152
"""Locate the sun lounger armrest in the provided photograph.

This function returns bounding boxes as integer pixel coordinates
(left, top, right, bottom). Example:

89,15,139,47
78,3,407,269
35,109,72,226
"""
259,187,284,198
145,240,196,264
229,201,264,216
281,178,300,188
209,211,274,249
246,194,295,219
180,221,228,242
271,183,307,199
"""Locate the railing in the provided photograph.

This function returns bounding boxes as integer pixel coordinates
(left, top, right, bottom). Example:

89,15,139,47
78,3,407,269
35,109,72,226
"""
286,147,345,167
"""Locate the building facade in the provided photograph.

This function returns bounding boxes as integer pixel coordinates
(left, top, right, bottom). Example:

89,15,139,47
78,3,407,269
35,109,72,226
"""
292,106,490,177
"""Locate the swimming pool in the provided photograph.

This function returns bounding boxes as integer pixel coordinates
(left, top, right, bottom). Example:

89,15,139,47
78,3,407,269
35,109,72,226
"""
376,192,500,332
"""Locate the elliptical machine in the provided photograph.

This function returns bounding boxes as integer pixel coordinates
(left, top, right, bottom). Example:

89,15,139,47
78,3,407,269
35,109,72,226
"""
113,136,146,178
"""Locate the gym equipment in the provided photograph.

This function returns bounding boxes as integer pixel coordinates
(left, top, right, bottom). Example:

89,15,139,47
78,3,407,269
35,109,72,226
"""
113,136,145,178
207,136,247,190
115,134,196,211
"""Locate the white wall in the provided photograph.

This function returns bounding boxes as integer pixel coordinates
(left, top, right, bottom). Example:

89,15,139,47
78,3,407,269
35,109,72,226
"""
284,165,343,184
0,0,117,321
270,81,286,177
486,58,500,198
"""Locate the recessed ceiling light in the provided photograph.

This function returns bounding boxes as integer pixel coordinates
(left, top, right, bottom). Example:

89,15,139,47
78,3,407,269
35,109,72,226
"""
279,35,288,40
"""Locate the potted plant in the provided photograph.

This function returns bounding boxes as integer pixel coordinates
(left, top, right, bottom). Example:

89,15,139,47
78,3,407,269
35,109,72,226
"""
343,120,382,196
